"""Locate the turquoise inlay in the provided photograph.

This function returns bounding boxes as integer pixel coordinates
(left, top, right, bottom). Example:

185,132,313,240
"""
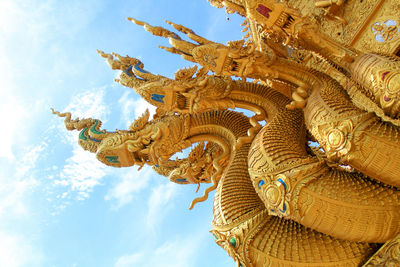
79,127,88,141
90,120,105,135
134,61,149,73
151,94,165,103
176,178,187,183
277,178,287,190
280,203,287,213
123,65,133,77
89,137,101,142
258,180,265,188
105,156,120,163
229,237,237,247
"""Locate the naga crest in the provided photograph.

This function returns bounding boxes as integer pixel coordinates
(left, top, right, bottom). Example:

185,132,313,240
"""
53,108,226,191
98,49,236,114
127,18,281,81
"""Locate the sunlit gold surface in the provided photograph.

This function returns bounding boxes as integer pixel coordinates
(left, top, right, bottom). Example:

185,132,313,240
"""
54,0,400,266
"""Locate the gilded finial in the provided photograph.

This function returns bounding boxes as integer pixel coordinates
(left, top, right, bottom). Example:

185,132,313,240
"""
97,49,112,59
165,20,194,35
128,17,181,39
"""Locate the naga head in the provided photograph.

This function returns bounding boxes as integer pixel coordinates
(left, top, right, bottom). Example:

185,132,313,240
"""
99,48,236,113
52,108,183,169
52,108,223,203
127,18,279,79
166,142,223,185
98,50,161,90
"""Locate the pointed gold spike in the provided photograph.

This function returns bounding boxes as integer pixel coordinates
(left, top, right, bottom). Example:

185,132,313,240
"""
165,20,213,45
168,38,197,55
128,17,181,39
158,45,181,55
97,50,112,59
165,20,193,34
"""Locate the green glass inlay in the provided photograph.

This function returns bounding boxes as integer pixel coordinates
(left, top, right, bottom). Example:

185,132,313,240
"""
105,155,120,163
79,127,88,141
90,120,105,135
229,237,237,247
213,234,218,240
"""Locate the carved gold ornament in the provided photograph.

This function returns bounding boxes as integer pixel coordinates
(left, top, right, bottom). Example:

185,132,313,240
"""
211,229,244,266
323,120,353,160
54,0,400,265
372,20,399,43
258,174,291,217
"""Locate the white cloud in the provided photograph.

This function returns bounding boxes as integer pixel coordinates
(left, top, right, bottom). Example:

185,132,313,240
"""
0,34,29,159
0,0,102,45
114,233,207,267
154,238,195,267
0,231,43,267
54,87,110,201
0,1,23,34
105,166,153,209
146,182,179,231
0,31,51,264
113,180,209,267
63,87,109,123
0,142,45,267
118,91,156,128
0,175,36,218
0,0,105,159
52,86,158,204
57,142,107,200
0,141,45,219
0,97,27,159
15,143,47,178
115,252,144,267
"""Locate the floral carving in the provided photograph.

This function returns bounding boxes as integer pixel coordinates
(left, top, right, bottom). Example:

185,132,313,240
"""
258,174,291,217
372,20,399,43
323,120,353,161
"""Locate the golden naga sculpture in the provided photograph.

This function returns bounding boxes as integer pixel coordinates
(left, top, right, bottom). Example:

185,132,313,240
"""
131,17,400,191
54,0,400,266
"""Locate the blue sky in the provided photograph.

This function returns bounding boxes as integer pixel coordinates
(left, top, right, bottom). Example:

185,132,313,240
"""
0,0,246,266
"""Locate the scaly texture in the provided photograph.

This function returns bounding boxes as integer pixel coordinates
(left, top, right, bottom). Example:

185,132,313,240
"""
54,1,400,265
249,100,400,243
304,74,400,188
